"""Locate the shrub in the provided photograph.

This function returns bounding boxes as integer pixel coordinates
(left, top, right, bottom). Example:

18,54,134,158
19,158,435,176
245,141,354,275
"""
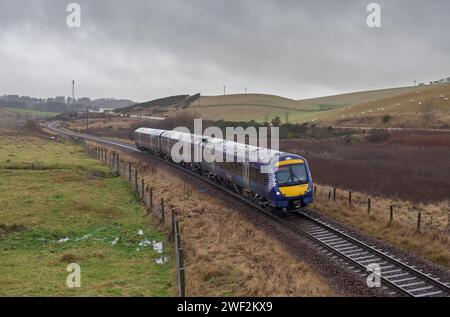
382,115,392,123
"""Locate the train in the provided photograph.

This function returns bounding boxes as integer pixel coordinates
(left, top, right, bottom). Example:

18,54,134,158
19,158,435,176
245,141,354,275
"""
135,127,313,211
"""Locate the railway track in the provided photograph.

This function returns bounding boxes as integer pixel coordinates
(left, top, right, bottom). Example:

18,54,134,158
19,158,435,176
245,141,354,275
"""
47,122,450,297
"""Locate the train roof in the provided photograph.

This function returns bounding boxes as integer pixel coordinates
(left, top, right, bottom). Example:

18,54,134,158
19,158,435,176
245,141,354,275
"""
135,127,307,165
135,127,166,136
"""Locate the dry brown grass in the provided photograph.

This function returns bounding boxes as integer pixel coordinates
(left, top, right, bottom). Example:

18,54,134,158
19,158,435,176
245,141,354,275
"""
316,83,450,128
86,141,334,296
312,184,450,268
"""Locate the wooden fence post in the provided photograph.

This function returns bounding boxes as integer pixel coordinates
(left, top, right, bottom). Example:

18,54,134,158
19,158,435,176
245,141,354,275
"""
104,149,107,164
175,220,185,297
333,187,336,201
134,169,138,193
178,250,185,297
417,212,422,232
389,205,394,226
368,198,371,215
348,191,352,205
149,187,153,209
314,186,317,195
161,198,165,223
116,154,120,172
328,191,331,201
141,178,145,199
128,163,132,183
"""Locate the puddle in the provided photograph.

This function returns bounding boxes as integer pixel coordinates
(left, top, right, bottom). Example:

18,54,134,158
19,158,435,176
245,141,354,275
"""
138,239,152,248
156,257,168,265
152,241,163,253
75,234,92,241
57,237,70,243
111,237,120,246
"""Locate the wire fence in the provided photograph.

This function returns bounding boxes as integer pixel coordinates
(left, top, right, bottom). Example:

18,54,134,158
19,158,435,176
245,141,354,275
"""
65,136,186,297
313,184,450,235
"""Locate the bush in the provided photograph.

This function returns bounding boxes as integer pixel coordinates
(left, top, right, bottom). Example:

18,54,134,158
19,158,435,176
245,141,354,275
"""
382,115,392,124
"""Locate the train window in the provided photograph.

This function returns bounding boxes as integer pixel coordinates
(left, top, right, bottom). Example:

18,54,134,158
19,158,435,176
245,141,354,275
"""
275,164,308,186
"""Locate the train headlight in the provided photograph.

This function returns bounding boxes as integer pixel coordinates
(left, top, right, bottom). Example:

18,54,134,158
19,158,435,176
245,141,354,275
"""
276,191,281,196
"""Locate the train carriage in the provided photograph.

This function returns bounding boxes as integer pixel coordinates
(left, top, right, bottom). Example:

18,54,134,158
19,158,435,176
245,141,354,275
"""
135,128,313,211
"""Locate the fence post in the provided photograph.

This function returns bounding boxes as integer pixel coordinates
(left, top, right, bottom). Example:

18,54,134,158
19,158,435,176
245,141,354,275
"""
141,178,145,199
161,198,165,223
128,163,132,183
116,154,120,172
314,186,317,195
134,169,138,193
175,220,185,297
149,187,153,209
417,212,422,232
104,149,107,163
348,191,352,205
389,205,394,226
179,251,185,297
328,191,331,201
368,198,371,215
333,187,336,201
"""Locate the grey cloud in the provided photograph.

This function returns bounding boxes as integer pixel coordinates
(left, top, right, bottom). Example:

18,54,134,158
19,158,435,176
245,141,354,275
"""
0,0,449,100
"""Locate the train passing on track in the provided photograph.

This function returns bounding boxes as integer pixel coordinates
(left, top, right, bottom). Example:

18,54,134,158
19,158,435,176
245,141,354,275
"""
135,128,313,211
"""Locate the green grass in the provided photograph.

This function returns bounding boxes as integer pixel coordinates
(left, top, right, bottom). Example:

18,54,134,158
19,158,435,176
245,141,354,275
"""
0,136,174,296
2,107,60,118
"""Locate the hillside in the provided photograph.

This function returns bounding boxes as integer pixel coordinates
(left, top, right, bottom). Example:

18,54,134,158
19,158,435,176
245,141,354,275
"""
312,83,450,128
117,95,190,114
179,86,427,122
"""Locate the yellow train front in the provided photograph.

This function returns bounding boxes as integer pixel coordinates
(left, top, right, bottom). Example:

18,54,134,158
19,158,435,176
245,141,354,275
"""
265,154,314,211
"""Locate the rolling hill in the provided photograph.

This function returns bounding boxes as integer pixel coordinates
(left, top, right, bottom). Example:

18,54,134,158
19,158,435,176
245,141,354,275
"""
178,86,431,123
311,83,450,128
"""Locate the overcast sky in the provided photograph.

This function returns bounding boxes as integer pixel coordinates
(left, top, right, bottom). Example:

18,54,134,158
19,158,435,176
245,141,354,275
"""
0,0,449,102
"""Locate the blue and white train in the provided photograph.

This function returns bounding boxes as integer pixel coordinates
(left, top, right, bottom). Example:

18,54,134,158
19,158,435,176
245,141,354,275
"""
135,128,313,211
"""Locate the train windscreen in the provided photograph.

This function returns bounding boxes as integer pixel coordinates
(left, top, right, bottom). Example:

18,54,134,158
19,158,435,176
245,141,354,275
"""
275,164,308,186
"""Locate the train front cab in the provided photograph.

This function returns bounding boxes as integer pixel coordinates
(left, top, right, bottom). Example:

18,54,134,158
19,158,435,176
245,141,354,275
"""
267,156,313,211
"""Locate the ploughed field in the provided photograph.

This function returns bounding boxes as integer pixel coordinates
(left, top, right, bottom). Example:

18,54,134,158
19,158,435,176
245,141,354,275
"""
281,130,450,203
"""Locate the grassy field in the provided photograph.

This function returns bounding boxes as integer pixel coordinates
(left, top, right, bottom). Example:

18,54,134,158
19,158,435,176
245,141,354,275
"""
310,83,450,128
0,135,174,296
91,143,334,296
2,107,60,119
174,86,423,122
